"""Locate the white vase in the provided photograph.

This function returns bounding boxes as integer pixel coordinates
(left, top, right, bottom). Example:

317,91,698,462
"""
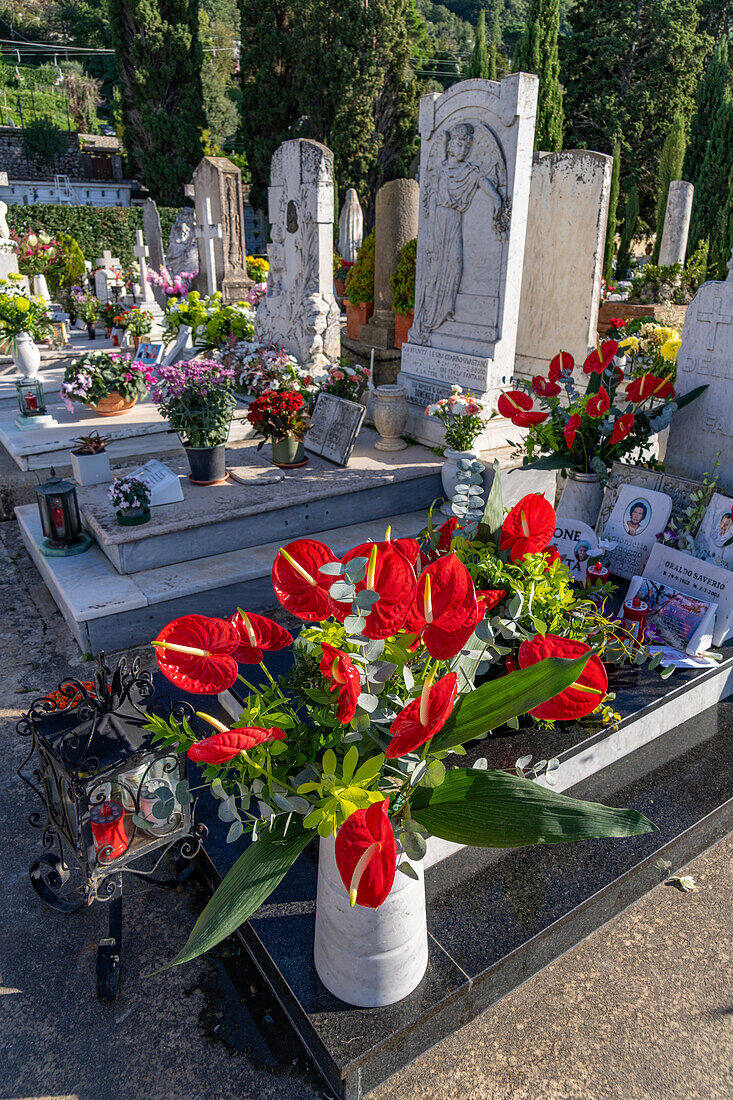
11,331,41,378
373,384,409,451
70,449,112,486
557,470,604,526
313,833,428,1008
32,274,50,302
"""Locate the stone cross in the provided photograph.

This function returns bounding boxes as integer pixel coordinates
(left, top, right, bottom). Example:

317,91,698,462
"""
94,249,120,304
96,249,119,272
133,229,155,303
697,296,732,350
195,197,223,296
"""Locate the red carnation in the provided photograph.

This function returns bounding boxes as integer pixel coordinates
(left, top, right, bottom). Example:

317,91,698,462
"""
188,725,286,764
548,350,574,382
564,413,582,449
610,412,635,445
586,385,610,419
335,798,397,909
405,554,479,659
227,610,292,663
153,614,240,694
583,340,619,374
625,375,675,402
320,643,361,724
499,494,556,562
517,633,608,720
272,539,339,621
386,671,457,758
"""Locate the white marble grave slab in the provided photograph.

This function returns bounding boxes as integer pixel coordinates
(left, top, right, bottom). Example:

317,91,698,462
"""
552,518,600,582
695,492,733,568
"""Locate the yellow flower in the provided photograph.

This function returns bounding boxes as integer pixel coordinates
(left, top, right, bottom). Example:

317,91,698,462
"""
619,335,640,352
15,297,30,312
660,336,682,362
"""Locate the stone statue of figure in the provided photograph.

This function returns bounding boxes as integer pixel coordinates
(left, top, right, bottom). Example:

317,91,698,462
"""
413,122,503,340
0,200,9,242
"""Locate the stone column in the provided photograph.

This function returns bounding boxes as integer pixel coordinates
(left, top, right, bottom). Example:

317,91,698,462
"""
658,181,694,267
360,179,419,348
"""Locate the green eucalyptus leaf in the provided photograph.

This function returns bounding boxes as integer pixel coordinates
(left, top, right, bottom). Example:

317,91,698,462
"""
226,819,244,844
344,614,367,634
344,558,368,583
320,561,345,576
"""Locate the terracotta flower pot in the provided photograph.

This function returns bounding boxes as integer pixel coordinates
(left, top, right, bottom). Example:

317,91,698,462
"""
335,278,346,297
345,299,374,340
394,310,414,350
93,392,138,417
132,336,141,351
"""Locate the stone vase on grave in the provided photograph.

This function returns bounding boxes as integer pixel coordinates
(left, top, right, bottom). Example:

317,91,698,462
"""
373,385,408,451
313,832,428,1008
556,470,604,527
11,332,41,378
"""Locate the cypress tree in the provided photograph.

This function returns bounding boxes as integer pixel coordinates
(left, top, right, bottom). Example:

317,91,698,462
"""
616,183,640,279
683,35,728,191
465,11,490,79
109,0,205,205
652,112,687,262
690,89,733,273
604,137,621,280
512,0,564,151
488,6,501,81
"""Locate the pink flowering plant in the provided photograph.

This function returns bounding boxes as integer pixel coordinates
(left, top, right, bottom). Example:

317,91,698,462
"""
425,387,487,450
225,341,320,401
109,475,151,514
152,359,236,447
12,231,62,279
246,283,267,307
148,266,198,298
60,351,155,411
322,359,370,403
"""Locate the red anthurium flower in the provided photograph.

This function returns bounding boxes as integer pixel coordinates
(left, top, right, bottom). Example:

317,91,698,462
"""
320,642,361,723
583,340,619,374
386,671,458,758
392,537,421,567
335,798,397,909
625,374,675,402
564,413,582,449
227,610,293,664
405,554,479,659
586,385,610,418
272,538,338,621
332,542,417,639
532,375,561,397
499,494,556,562
153,615,240,694
513,409,549,426
497,390,533,419
188,724,286,764
517,633,608,720
543,545,561,567
610,412,635,445
436,517,458,552
548,350,574,382
476,588,506,617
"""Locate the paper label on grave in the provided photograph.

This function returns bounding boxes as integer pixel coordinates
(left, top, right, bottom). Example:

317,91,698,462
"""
603,484,672,580
126,459,184,506
624,575,716,655
694,491,733,568
643,542,733,646
305,392,365,466
400,344,492,394
134,342,164,366
552,519,599,581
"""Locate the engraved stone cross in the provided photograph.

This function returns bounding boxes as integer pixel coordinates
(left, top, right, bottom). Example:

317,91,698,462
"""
697,296,733,350
195,197,223,296
133,229,155,303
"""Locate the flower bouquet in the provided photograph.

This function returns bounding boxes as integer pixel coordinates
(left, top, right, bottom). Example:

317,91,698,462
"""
109,475,151,525
152,359,236,483
425,386,487,514
226,342,318,401
126,308,154,348
321,359,370,404
12,230,62,284
246,255,269,282
246,390,311,467
148,529,654,1004
0,277,51,374
148,266,198,299
60,351,155,416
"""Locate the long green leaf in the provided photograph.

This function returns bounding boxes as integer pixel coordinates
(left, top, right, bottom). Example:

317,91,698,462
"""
430,656,590,753
521,453,577,472
412,768,656,846
476,458,503,543
166,817,311,968
652,383,708,415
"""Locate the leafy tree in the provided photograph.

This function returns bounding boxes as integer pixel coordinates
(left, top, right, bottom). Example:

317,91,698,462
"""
512,0,563,151
464,10,490,77
683,36,728,196
22,118,67,169
651,111,686,262
604,136,621,280
615,182,639,279
199,2,239,146
108,0,205,205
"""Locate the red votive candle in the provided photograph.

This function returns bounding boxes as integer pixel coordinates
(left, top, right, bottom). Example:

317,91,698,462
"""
90,800,128,862
621,594,649,643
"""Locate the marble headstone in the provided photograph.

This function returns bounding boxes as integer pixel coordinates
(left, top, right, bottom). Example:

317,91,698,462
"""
515,150,612,380
658,181,694,268
552,517,601,582
166,208,199,277
142,198,165,271
694,491,733,568
665,280,733,490
255,138,341,371
643,542,733,646
338,188,364,264
398,74,538,445
361,179,419,348
193,156,252,302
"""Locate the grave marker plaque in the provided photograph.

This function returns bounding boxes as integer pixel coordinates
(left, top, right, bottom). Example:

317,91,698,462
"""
126,459,184,506
305,393,365,466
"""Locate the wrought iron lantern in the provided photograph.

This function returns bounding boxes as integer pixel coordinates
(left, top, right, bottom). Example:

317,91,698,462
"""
17,654,206,1000
35,468,92,556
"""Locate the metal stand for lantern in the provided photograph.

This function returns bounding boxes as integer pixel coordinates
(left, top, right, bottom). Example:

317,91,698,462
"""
17,654,207,1001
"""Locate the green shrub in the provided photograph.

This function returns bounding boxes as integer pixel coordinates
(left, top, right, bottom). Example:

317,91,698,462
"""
6,204,182,267
22,119,67,169
344,229,375,305
389,238,416,314
47,235,86,293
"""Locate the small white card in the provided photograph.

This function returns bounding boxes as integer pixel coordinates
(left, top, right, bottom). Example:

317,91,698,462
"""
643,542,733,647
127,459,183,506
604,484,673,580
694,492,733,569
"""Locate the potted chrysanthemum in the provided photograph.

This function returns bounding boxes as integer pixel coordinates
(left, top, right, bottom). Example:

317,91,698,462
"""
152,359,236,484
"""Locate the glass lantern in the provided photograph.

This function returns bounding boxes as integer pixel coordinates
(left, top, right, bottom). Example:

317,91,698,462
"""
17,654,206,1000
35,469,92,557
16,378,47,418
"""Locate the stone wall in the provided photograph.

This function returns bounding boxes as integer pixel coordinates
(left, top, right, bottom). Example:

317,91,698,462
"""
0,128,122,181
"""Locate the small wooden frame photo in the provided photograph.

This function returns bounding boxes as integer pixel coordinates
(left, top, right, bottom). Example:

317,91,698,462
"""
305,392,365,467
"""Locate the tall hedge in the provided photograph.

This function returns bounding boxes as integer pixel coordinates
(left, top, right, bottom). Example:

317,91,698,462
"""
6,204,181,267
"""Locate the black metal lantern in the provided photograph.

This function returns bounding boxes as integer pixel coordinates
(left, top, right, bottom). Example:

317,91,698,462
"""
17,654,207,999
35,468,92,556
16,377,47,418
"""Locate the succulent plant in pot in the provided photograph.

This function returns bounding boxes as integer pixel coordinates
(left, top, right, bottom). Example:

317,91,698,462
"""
70,431,112,486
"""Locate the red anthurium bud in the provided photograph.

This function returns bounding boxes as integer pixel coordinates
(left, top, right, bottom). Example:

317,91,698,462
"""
499,493,556,562
272,539,338,621
436,516,458,552
583,340,619,374
335,798,397,909
548,350,574,382
227,609,293,664
188,724,286,764
386,671,458,757
153,614,240,694
625,375,675,402
610,412,635,445
513,409,549,426
586,385,610,418
497,390,533,419
517,633,608,720
564,413,582,448
405,554,479,659
333,542,417,639
320,642,361,723
532,375,561,397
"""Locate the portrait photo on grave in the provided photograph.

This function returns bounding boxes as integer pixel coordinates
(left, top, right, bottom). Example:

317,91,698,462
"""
604,484,673,580
624,498,651,537
624,575,717,657
552,518,601,581
695,491,733,567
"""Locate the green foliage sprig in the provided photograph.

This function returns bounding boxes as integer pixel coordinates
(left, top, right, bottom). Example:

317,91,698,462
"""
344,229,375,305
389,237,416,315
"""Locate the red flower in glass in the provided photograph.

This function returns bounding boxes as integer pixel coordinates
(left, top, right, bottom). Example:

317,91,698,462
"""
153,615,240,694
320,642,361,723
497,390,532,419
548,350,574,382
583,340,619,374
188,725,286,764
227,610,293,663
564,413,582,448
405,554,479,659
386,672,458,757
586,385,610,418
532,376,561,397
499,494,556,562
517,633,608,720
625,375,675,402
334,798,397,909
272,538,339,621
332,542,417,639
610,412,635,445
